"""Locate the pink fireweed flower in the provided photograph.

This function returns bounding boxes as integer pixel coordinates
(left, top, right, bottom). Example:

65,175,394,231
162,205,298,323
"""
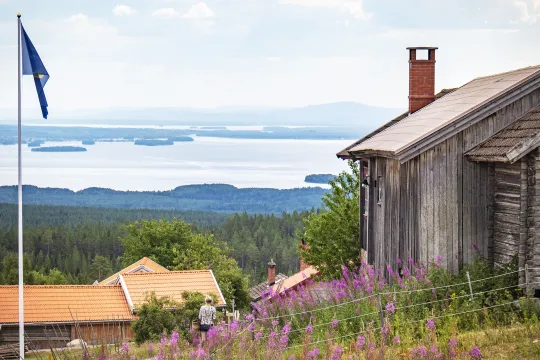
230,321,239,331
255,332,263,340
147,345,154,355
430,345,438,353
307,348,320,359
281,324,291,334
130,356,136,360
271,320,279,326
305,324,313,333
381,325,390,335
330,346,343,360
279,334,289,348
403,267,410,276
397,258,402,264
288,356,295,360
121,342,129,353
170,330,179,346
470,347,482,359
436,255,442,265
330,319,339,328
385,302,395,314
160,334,168,346
356,335,366,348
408,258,414,265
393,336,400,344
426,319,436,331
419,346,427,357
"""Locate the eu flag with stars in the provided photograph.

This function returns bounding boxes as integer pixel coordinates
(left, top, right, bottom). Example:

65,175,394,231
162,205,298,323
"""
21,25,49,119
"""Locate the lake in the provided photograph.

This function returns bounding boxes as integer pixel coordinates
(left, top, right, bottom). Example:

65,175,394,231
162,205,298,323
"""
0,136,352,191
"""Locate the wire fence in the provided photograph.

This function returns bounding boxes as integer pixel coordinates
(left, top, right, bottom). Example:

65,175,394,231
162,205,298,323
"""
247,267,526,322
214,267,537,354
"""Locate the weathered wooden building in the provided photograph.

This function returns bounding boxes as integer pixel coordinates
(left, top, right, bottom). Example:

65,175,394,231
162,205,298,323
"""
338,47,540,289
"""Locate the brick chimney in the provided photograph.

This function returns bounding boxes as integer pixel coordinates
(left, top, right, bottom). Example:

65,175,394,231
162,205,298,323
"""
267,259,276,285
299,239,309,271
407,47,438,114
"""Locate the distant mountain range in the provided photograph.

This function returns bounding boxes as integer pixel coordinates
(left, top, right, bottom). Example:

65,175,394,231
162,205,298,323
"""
0,102,402,129
0,184,329,213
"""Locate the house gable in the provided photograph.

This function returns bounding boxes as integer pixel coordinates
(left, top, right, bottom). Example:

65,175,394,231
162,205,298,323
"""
344,66,540,163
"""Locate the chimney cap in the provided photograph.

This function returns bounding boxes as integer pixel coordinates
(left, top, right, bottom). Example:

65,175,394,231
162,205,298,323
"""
406,46,438,50
268,259,276,266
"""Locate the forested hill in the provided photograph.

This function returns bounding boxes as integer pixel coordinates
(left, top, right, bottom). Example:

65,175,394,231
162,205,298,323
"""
0,184,328,213
0,203,309,285
0,203,230,228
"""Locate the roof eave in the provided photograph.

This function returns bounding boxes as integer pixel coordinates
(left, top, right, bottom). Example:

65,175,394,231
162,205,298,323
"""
466,155,511,163
348,149,398,159
396,71,540,163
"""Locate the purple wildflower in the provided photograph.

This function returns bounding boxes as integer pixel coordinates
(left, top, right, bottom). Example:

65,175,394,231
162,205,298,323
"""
170,330,179,346
307,348,320,359
381,325,390,335
436,255,442,265
255,332,263,340
393,336,400,344
470,347,482,359
408,258,414,265
472,244,478,251
419,346,427,357
160,334,168,346
305,324,313,333
288,356,295,360
121,342,129,353
147,345,154,355
330,319,339,328
426,319,436,331
356,335,366,348
330,346,343,360
449,337,458,347
430,345,438,353
281,324,291,334
130,356,136,360
271,320,279,326
385,302,395,313
397,258,402,264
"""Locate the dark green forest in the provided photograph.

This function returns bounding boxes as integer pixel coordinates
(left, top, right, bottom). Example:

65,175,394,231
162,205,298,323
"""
0,203,309,286
0,184,326,213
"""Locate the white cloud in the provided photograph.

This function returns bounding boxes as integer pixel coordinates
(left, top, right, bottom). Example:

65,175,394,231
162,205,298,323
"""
113,5,137,16
266,56,282,62
279,0,372,20
66,13,89,23
181,2,215,19
152,8,180,18
514,0,540,23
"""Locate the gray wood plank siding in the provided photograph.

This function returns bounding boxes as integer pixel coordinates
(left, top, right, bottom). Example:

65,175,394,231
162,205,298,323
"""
492,162,521,266
364,88,540,273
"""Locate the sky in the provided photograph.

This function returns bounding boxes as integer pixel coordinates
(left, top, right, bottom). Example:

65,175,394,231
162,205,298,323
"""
1,0,540,116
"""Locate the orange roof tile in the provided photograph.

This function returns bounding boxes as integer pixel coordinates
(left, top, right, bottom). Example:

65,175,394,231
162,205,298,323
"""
271,266,320,295
99,257,169,285
0,285,136,324
122,270,226,308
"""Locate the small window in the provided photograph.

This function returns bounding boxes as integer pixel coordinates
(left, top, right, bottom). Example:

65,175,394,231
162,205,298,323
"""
377,176,383,204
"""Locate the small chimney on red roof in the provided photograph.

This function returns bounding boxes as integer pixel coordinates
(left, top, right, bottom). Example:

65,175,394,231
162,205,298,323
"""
299,239,309,271
407,47,438,114
267,259,276,286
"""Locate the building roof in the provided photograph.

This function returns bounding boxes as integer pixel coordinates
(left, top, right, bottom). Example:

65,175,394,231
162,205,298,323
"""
99,257,169,285
0,285,136,324
466,106,540,163
121,270,226,309
249,274,289,301
271,266,319,295
342,66,540,161
336,89,455,159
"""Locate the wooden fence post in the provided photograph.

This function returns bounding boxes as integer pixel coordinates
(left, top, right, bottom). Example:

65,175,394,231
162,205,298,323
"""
466,271,473,300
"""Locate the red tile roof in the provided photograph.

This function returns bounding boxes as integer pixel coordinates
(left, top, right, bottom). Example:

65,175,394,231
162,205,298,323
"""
122,270,226,308
271,266,319,295
99,257,169,285
0,285,136,324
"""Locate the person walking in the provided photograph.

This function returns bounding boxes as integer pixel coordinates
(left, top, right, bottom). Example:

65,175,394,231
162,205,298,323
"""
198,295,216,343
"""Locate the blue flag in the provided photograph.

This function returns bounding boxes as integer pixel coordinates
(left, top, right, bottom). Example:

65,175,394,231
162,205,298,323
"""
21,25,49,119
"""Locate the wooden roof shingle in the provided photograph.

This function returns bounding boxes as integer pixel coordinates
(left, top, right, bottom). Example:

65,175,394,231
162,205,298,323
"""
466,106,540,163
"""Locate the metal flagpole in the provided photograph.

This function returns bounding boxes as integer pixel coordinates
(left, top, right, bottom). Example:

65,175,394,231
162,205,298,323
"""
17,12,25,360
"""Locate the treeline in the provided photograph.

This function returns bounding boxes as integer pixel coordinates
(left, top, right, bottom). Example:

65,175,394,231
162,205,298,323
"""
0,203,230,228
0,203,311,286
0,184,327,213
